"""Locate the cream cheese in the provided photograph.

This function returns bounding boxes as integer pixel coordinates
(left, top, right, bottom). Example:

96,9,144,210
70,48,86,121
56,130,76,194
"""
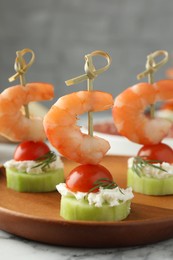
128,157,173,179
4,156,64,174
56,183,134,207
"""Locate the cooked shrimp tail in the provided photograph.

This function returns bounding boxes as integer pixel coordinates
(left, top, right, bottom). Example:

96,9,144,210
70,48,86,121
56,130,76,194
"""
0,82,54,142
113,80,173,145
44,90,114,164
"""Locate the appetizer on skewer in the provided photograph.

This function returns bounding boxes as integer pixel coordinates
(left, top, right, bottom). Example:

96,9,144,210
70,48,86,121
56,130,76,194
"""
2,49,64,192
113,50,173,195
44,50,134,221
57,164,133,221
128,143,173,195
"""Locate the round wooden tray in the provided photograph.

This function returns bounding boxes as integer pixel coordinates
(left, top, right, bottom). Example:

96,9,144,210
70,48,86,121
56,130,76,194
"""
1,155,173,248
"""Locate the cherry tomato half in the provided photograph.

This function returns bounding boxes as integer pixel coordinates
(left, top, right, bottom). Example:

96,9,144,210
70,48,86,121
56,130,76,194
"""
137,143,173,164
14,141,50,161
66,164,113,193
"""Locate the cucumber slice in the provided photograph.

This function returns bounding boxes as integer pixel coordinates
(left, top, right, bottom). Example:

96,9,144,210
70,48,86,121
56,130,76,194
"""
6,168,64,192
60,196,131,221
128,168,173,195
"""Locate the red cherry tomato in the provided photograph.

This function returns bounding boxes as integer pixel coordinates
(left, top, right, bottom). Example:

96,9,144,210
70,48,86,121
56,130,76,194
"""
14,141,50,161
137,143,173,164
66,164,113,193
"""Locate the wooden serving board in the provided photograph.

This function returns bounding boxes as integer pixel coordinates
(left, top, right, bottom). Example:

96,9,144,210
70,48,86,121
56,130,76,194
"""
0,156,173,248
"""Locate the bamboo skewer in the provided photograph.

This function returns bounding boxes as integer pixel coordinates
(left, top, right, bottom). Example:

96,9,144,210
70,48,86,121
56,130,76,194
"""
9,48,35,119
137,50,169,118
65,50,111,136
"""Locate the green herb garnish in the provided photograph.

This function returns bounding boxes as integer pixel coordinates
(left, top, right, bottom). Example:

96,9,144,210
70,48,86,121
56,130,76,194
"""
132,156,168,177
88,178,123,194
32,151,56,172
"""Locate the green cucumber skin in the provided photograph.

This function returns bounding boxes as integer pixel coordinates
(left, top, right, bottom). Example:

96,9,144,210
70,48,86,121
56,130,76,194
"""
60,196,131,221
6,168,64,193
128,169,173,195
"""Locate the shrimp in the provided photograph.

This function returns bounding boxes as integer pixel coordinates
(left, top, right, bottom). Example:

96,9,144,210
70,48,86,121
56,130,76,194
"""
0,82,54,142
43,90,114,164
112,80,173,145
166,68,173,79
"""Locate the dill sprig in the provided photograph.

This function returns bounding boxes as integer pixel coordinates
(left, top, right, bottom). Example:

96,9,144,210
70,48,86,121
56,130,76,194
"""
88,178,123,194
132,156,168,177
32,151,56,172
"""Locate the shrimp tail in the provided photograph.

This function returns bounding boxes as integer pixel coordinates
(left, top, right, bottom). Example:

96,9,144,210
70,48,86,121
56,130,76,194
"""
113,81,173,145
0,83,54,142
44,90,114,164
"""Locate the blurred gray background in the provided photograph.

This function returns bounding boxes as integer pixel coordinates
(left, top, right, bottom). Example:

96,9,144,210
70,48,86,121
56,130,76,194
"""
0,0,173,108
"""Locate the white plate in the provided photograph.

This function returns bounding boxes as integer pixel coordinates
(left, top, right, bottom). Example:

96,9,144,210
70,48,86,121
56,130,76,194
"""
80,113,173,156
93,132,142,156
91,130,173,156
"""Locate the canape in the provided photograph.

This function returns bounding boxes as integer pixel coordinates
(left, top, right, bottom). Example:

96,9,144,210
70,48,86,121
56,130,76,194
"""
127,143,173,195
57,164,134,221
4,141,64,192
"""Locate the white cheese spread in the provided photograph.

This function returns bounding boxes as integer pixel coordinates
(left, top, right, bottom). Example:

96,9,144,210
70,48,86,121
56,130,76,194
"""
56,183,134,207
128,157,173,179
4,156,63,174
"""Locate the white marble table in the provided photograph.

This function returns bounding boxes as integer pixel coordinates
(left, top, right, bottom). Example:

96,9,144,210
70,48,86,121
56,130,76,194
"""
0,229,173,260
